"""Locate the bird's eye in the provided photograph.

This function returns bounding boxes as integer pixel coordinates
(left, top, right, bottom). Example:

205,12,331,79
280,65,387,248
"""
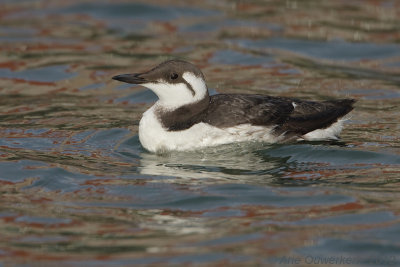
170,73,178,80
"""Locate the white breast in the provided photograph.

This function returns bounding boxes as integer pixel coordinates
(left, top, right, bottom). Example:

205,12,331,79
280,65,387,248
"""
138,105,282,153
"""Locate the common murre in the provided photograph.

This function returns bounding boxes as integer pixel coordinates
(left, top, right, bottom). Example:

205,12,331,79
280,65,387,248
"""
113,60,355,153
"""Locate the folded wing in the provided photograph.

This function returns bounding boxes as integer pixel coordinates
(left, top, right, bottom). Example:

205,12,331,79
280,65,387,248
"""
205,94,355,138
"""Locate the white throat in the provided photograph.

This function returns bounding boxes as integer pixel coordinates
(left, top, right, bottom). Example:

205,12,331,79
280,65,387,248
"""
142,72,208,109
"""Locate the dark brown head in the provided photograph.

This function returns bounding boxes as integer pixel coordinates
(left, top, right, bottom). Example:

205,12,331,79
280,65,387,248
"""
113,60,209,108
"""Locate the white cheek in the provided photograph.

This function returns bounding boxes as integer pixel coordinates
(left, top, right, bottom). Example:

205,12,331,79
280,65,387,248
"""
141,73,208,109
142,82,194,108
182,72,207,99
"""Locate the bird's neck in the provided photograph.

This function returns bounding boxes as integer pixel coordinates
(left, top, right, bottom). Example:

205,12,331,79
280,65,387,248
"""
155,94,210,131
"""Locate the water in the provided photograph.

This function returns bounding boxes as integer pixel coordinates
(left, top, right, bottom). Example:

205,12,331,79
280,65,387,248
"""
1,0,400,266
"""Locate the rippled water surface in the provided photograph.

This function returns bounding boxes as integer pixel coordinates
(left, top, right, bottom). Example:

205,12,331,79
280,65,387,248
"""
1,0,400,266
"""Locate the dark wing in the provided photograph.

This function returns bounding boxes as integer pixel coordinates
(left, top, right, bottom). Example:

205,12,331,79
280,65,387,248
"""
204,94,355,137
203,94,294,128
278,99,355,135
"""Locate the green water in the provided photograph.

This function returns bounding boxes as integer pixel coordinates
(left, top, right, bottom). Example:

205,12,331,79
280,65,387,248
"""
0,0,400,266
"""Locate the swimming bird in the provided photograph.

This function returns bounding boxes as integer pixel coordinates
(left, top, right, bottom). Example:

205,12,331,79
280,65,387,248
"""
113,60,355,153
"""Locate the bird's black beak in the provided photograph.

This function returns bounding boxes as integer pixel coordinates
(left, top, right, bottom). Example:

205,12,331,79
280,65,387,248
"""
112,73,148,84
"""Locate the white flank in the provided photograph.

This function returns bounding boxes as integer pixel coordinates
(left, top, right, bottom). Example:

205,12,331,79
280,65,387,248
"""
302,118,346,141
139,106,282,153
